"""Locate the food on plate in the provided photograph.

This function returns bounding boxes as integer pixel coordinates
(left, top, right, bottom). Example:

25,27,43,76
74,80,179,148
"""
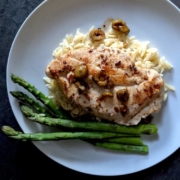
2,73,159,154
10,91,53,117
2,18,173,154
10,74,67,119
2,125,148,154
19,104,157,135
111,18,130,34
8,74,159,135
90,29,105,41
45,46,164,126
45,18,173,126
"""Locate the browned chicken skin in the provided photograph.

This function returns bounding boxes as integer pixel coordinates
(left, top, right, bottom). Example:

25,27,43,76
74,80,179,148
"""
46,46,164,125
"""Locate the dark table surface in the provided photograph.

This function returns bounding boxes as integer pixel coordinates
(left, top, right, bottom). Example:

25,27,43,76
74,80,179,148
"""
1,0,180,179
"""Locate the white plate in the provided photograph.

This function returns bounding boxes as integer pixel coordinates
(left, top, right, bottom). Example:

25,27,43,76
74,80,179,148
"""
6,0,180,176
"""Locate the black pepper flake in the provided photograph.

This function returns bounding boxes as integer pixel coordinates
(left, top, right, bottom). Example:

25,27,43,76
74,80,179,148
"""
114,107,119,113
84,93,90,101
88,108,92,112
105,62,108,66
120,105,128,117
153,83,161,89
101,56,108,65
115,61,121,68
141,115,154,124
129,64,136,71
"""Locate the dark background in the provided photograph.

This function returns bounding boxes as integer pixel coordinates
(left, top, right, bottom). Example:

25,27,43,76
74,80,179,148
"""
1,0,180,179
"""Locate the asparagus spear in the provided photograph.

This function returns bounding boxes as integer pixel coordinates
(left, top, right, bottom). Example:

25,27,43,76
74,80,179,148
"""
1,126,125,141
21,105,158,135
105,137,143,146
10,91,52,117
95,142,148,154
10,74,67,118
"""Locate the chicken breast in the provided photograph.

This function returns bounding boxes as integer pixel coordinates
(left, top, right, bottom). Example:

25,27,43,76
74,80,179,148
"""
46,46,164,125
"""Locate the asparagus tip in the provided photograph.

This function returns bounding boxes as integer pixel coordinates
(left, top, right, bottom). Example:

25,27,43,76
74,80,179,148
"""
10,73,16,82
9,91,14,95
1,126,17,136
20,104,34,117
10,91,22,98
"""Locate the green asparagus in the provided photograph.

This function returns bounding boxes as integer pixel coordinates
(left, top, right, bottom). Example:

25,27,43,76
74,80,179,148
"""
95,142,148,154
6,74,160,154
10,74,67,118
10,91,52,117
1,126,125,141
105,137,143,146
21,105,158,135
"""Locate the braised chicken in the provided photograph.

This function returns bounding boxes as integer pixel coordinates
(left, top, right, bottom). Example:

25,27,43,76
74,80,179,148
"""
46,46,164,125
